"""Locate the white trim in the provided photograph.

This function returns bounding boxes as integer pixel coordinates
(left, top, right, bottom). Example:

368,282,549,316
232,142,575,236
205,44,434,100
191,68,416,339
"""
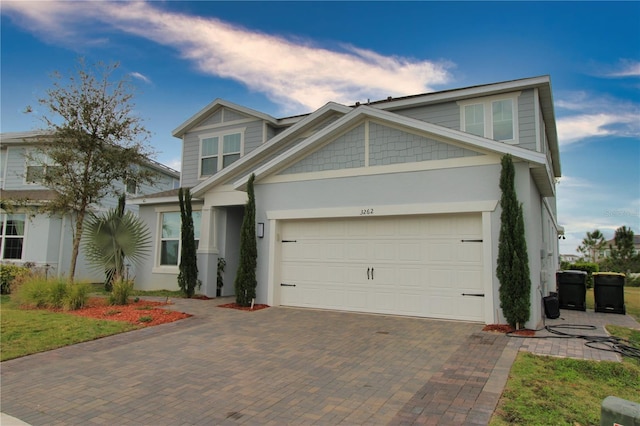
191,117,256,134
533,87,541,153
375,76,549,111
458,92,521,144
266,218,279,307
482,211,495,324
191,103,351,197
198,127,246,180
262,155,500,185
172,99,278,137
233,105,546,190
266,200,498,221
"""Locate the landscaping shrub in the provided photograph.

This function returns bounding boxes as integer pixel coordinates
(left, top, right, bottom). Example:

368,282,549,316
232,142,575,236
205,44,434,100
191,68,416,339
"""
0,264,31,294
64,282,91,310
13,277,90,310
109,277,134,305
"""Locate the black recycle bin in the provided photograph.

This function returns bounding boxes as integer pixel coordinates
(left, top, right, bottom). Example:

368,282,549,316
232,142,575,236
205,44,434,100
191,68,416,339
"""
556,270,587,311
593,272,626,315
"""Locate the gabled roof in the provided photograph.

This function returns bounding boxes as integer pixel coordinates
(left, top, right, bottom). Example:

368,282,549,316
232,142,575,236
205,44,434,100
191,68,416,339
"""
367,75,559,178
232,105,551,194
191,102,352,197
172,99,281,138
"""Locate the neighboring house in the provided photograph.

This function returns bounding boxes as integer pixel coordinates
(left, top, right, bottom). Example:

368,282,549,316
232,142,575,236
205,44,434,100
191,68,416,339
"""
560,254,581,264
0,130,180,281
132,75,561,328
602,235,640,258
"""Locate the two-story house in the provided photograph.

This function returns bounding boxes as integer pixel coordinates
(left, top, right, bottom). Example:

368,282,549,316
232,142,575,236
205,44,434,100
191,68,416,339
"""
132,76,561,328
0,130,180,282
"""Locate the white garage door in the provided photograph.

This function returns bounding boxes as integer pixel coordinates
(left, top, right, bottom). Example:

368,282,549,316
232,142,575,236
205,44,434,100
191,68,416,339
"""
279,213,485,322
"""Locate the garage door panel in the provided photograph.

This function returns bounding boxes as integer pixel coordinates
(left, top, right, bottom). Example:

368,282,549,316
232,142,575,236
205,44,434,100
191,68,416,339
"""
279,213,484,322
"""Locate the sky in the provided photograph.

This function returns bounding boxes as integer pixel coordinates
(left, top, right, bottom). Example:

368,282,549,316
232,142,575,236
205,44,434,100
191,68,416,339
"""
1,1,639,255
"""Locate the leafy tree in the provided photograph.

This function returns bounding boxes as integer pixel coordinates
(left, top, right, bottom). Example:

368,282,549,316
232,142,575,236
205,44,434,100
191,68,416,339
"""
178,188,199,297
496,154,531,329
234,174,257,306
577,229,606,262
27,58,155,281
83,194,151,289
602,226,637,272
610,226,635,262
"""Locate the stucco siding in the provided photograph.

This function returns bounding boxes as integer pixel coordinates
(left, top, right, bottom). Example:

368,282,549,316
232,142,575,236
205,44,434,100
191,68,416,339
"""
255,164,503,304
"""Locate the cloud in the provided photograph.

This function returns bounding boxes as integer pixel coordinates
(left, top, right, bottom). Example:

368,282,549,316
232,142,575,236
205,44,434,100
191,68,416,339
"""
555,91,640,146
130,72,151,85
1,1,452,113
605,59,640,78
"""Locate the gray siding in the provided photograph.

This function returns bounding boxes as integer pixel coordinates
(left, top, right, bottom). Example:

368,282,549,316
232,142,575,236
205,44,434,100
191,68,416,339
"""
3,147,30,189
517,89,537,151
393,101,460,130
181,119,265,188
280,124,365,174
369,122,480,165
223,107,247,122
200,109,222,127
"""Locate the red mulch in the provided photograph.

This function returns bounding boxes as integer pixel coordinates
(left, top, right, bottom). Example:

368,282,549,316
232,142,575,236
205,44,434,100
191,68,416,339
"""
483,324,536,336
63,297,191,327
218,302,270,311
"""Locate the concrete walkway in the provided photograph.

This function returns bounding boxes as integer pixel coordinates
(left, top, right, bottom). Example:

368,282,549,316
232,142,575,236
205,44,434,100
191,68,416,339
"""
1,297,637,425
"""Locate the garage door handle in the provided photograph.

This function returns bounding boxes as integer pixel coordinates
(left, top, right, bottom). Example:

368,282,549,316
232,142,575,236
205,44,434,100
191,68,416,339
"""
462,293,484,297
371,268,374,280
367,267,374,280
367,268,370,280
281,283,296,287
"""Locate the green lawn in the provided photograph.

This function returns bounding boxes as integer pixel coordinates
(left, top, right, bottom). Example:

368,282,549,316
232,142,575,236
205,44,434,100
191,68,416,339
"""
0,295,137,361
491,287,640,425
491,352,640,425
586,286,640,321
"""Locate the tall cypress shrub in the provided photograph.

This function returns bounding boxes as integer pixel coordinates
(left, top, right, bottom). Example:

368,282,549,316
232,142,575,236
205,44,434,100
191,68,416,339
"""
178,187,199,298
234,174,257,306
496,155,531,329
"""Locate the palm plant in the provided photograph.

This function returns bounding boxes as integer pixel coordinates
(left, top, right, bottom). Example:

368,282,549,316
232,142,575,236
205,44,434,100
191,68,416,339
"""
83,195,151,290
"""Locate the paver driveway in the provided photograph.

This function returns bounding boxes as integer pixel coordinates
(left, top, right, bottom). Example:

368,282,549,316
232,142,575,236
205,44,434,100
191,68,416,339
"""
1,298,510,425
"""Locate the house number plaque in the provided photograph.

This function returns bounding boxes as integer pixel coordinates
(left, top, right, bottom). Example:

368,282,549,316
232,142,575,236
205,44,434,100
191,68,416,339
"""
360,208,374,216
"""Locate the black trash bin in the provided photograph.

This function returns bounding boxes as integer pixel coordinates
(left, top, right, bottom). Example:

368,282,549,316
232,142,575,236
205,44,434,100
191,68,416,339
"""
593,272,626,314
556,270,587,311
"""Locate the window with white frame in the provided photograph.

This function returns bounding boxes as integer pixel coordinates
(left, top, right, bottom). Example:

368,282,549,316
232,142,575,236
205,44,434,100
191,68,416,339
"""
25,151,62,184
200,131,243,178
459,94,518,142
0,213,26,260
159,211,202,266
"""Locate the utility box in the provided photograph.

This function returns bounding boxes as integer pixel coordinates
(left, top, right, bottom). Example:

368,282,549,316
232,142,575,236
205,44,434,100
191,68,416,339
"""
601,396,640,426
593,272,626,315
556,270,587,311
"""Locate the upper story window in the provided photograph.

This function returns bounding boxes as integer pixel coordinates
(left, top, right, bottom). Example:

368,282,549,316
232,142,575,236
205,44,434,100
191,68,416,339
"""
199,130,243,178
459,93,519,143
0,213,26,260
25,152,62,184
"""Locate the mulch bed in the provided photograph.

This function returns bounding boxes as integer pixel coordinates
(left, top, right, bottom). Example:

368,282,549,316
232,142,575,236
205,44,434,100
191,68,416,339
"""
483,324,536,336
65,297,191,326
218,302,269,312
